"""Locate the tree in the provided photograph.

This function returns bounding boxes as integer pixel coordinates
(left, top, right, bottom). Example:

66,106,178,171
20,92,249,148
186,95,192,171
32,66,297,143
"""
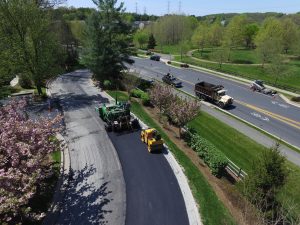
0,100,62,223
169,98,201,138
81,0,132,82
243,144,289,211
0,0,64,95
244,23,259,49
212,47,230,68
224,15,247,49
147,33,156,50
208,21,224,49
255,17,283,67
281,18,298,54
149,83,175,118
133,30,148,49
268,54,288,86
191,23,209,56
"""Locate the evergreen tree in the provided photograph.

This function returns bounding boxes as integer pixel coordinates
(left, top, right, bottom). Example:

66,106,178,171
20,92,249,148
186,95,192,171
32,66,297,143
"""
147,33,156,49
81,0,132,82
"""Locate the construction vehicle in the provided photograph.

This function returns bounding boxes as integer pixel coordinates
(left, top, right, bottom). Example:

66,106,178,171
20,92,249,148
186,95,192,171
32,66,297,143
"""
141,128,164,153
96,101,139,132
195,81,233,108
250,80,277,96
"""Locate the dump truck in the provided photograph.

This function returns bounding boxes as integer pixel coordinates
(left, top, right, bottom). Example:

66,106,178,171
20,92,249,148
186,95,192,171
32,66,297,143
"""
141,128,164,153
195,81,233,108
96,101,139,132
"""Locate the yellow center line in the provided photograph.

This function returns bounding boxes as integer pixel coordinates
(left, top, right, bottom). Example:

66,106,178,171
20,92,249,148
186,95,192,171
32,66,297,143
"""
236,100,300,130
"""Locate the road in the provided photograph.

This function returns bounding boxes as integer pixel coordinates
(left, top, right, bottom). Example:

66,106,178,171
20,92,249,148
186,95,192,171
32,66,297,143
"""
50,70,189,225
50,70,126,225
131,57,300,149
109,131,189,225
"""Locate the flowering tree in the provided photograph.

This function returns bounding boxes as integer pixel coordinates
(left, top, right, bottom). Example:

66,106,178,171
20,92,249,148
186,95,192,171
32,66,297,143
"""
149,83,175,115
169,98,201,137
0,100,62,223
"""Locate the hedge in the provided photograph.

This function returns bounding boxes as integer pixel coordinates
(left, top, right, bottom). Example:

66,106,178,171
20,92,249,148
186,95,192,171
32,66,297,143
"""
185,130,228,177
130,89,150,106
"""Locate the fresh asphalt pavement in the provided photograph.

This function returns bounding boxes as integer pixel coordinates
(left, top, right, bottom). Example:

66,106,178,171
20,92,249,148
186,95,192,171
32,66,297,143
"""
50,70,189,225
109,131,189,225
130,57,300,149
50,70,126,225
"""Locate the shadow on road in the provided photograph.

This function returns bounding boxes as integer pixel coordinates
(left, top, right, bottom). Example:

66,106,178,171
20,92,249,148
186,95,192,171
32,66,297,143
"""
57,165,113,225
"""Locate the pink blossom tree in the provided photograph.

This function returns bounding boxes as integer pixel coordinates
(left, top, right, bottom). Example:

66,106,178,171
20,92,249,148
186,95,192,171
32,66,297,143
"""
0,100,62,223
169,98,201,138
149,83,175,118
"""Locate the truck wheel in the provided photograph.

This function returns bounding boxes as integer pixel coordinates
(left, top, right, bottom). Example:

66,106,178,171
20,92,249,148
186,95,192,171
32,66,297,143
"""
218,102,225,108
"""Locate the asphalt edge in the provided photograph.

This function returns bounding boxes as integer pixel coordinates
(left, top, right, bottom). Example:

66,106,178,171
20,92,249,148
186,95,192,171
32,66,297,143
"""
133,113,203,225
42,80,71,225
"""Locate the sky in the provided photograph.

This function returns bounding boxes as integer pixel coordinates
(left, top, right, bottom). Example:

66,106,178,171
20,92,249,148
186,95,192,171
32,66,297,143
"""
65,0,300,16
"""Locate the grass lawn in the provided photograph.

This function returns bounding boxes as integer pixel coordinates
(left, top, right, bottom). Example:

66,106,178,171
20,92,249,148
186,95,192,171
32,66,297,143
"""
176,56,300,93
192,48,261,64
107,90,236,225
189,111,300,215
154,44,192,55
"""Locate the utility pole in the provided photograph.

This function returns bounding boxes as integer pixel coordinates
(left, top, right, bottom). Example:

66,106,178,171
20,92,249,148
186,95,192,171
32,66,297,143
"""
178,1,181,14
135,2,138,14
144,7,147,15
167,1,170,14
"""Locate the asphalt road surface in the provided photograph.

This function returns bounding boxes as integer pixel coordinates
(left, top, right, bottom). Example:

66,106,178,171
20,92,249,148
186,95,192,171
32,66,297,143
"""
50,70,189,225
131,57,300,149
109,131,189,225
50,70,126,225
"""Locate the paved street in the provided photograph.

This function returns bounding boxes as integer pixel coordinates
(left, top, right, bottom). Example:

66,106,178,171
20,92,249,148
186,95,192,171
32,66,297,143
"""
109,131,189,225
131,57,300,149
49,70,189,225
50,70,126,225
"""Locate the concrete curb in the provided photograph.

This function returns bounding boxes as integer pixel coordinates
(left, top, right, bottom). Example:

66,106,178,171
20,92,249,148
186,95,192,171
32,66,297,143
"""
43,78,72,225
42,133,71,225
133,115,203,225
279,93,300,109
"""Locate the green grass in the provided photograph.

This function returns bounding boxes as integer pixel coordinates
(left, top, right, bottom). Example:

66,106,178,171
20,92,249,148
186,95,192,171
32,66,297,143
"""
107,90,236,225
176,56,300,93
154,44,192,55
189,111,300,214
192,48,261,64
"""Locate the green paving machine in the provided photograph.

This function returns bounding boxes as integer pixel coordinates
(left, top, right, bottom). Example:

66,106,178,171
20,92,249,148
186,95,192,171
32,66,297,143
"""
96,101,139,132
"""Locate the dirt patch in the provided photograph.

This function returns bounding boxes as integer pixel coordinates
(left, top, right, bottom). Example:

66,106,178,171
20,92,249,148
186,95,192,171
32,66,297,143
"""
142,104,260,225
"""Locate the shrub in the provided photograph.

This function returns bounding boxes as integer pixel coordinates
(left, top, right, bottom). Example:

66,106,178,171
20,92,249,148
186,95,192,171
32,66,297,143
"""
19,74,32,88
141,92,150,106
130,89,144,98
189,133,228,177
291,96,300,102
103,80,112,90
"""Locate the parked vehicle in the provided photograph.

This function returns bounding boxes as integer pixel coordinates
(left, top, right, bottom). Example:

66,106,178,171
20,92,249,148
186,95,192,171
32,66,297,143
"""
250,80,277,95
96,101,139,132
180,63,189,68
162,73,182,88
150,55,160,61
195,81,234,108
141,128,164,153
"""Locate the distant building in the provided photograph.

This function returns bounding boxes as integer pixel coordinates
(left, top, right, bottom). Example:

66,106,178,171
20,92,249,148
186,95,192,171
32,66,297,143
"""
132,21,152,30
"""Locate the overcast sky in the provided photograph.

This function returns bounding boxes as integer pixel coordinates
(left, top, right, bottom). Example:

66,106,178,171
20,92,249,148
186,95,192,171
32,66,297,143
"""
65,0,300,16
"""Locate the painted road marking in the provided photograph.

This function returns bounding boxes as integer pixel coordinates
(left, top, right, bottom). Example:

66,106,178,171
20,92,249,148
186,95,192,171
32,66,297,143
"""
271,101,290,109
251,112,270,122
236,100,300,130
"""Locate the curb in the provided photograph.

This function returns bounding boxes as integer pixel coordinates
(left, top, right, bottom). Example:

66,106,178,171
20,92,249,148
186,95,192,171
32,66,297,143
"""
42,133,71,225
279,94,300,109
132,113,203,225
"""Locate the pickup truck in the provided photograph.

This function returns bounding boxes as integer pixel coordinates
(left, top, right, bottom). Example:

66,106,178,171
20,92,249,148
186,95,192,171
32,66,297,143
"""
250,80,277,95
195,81,233,108
162,73,182,88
